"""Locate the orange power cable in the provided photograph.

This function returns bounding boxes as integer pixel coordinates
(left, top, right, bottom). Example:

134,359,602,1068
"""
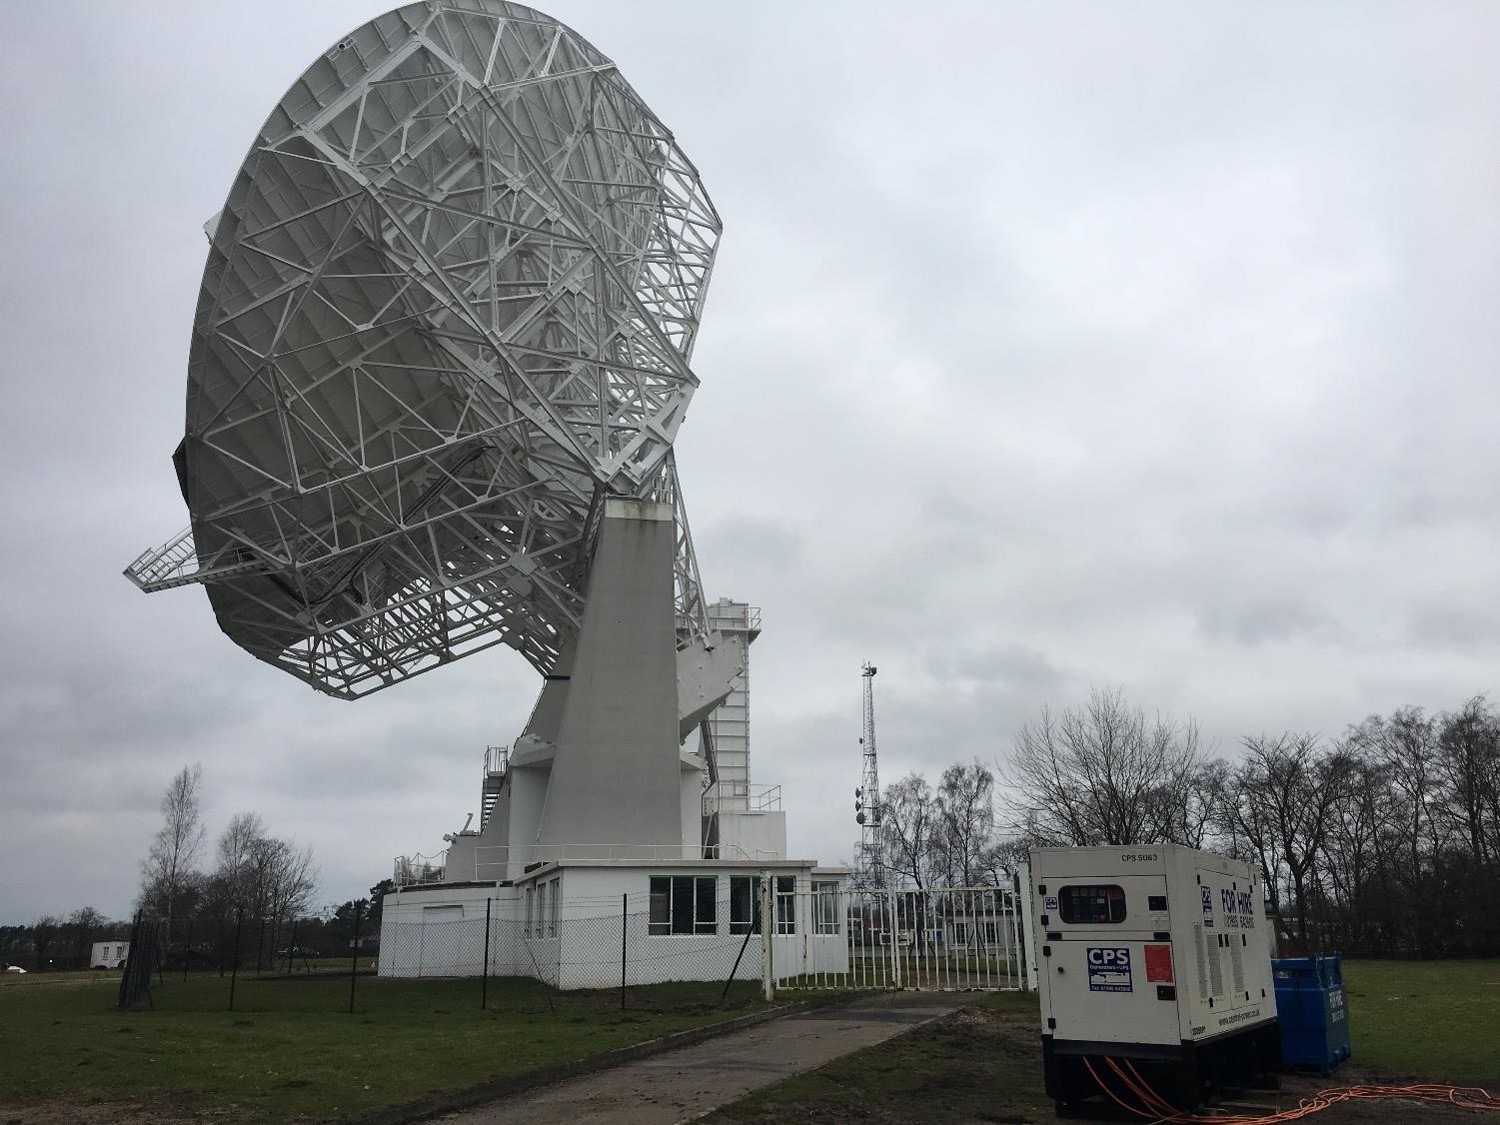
1079,1057,1500,1123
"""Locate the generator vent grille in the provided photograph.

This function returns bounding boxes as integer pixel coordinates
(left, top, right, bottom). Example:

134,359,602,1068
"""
1193,923,1210,1001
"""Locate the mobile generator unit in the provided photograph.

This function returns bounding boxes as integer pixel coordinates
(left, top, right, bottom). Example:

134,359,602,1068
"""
1030,844,1281,1116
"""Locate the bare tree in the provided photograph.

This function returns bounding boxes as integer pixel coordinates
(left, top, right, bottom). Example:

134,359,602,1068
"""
140,764,206,926
209,812,319,966
263,838,319,949
1005,686,1208,846
1348,707,1444,954
1227,733,1353,949
214,811,268,909
1319,753,1402,952
879,774,940,891
934,759,998,886
1436,696,1500,868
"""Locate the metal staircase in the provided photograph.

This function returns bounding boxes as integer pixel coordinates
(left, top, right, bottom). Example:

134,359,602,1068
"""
480,745,508,831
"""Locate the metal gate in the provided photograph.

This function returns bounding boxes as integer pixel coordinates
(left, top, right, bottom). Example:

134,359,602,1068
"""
771,884,1031,992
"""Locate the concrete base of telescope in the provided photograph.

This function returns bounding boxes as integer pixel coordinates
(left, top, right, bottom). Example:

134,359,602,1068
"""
445,498,714,882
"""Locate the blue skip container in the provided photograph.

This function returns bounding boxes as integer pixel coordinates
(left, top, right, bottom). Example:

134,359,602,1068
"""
1272,954,1352,1076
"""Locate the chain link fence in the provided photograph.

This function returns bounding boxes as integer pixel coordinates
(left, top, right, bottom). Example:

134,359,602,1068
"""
383,893,768,993
111,882,1031,1013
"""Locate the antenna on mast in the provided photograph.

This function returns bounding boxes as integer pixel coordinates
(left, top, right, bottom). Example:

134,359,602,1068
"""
854,662,883,888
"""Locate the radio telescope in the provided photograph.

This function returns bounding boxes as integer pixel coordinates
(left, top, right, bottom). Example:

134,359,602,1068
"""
126,0,721,701
123,0,780,869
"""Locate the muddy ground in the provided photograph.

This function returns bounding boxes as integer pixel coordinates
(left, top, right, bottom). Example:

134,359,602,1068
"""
706,995,1487,1124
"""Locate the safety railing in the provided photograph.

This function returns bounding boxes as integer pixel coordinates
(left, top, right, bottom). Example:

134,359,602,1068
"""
393,850,448,886
483,745,509,776
702,782,782,816
124,527,270,592
412,841,787,884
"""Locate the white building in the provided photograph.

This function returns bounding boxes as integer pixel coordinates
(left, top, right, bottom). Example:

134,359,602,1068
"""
380,501,846,987
91,941,128,969
381,863,850,987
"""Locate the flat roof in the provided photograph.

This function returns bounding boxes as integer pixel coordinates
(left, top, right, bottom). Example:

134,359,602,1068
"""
515,858,829,881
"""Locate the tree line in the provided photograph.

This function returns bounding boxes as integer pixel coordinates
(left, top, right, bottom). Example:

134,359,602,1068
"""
133,764,321,965
873,687,1500,958
2,765,389,972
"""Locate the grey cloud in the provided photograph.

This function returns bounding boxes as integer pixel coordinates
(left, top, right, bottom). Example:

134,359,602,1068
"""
1199,597,1344,648
4,0,1500,921
1405,604,1499,652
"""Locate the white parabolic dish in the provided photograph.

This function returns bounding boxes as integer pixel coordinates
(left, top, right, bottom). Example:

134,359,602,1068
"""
126,0,722,699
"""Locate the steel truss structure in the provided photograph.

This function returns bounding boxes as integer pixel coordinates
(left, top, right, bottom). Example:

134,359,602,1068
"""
853,663,884,888
125,0,720,697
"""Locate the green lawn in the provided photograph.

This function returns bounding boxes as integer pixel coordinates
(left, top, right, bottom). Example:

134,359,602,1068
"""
4,959,1493,1122
0,972,770,1122
1342,960,1500,1083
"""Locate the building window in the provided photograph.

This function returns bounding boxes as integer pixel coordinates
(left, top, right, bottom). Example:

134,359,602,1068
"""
649,878,670,934
1059,884,1128,925
525,885,536,937
547,879,560,938
729,876,761,934
813,881,841,934
775,875,796,935
649,876,718,935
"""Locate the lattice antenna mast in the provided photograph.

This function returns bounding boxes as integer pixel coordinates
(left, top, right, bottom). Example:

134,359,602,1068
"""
854,662,884,888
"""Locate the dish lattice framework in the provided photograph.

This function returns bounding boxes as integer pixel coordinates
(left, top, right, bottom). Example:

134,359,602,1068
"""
125,0,721,698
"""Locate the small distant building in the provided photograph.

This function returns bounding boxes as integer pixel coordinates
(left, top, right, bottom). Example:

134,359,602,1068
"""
939,889,1018,953
91,941,128,969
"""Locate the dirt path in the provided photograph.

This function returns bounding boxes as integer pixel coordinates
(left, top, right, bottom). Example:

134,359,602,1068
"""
434,992,969,1125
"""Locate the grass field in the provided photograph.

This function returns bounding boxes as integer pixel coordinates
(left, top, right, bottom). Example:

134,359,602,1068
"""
1342,960,1500,1082
0,972,769,1122
2,959,1493,1122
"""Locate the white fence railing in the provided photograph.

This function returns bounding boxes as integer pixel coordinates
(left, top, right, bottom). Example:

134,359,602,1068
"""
774,885,1029,992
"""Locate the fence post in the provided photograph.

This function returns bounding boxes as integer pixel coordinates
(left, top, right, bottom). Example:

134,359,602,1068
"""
284,918,297,976
1015,862,1037,991
228,907,243,1012
722,912,756,1006
760,875,774,1002
116,911,140,1010
348,901,361,1014
887,888,901,989
417,908,427,979
481,898,491,1011
620,892,627,1011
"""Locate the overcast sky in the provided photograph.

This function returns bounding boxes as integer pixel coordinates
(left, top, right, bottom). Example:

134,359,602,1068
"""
3,0,1498,924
